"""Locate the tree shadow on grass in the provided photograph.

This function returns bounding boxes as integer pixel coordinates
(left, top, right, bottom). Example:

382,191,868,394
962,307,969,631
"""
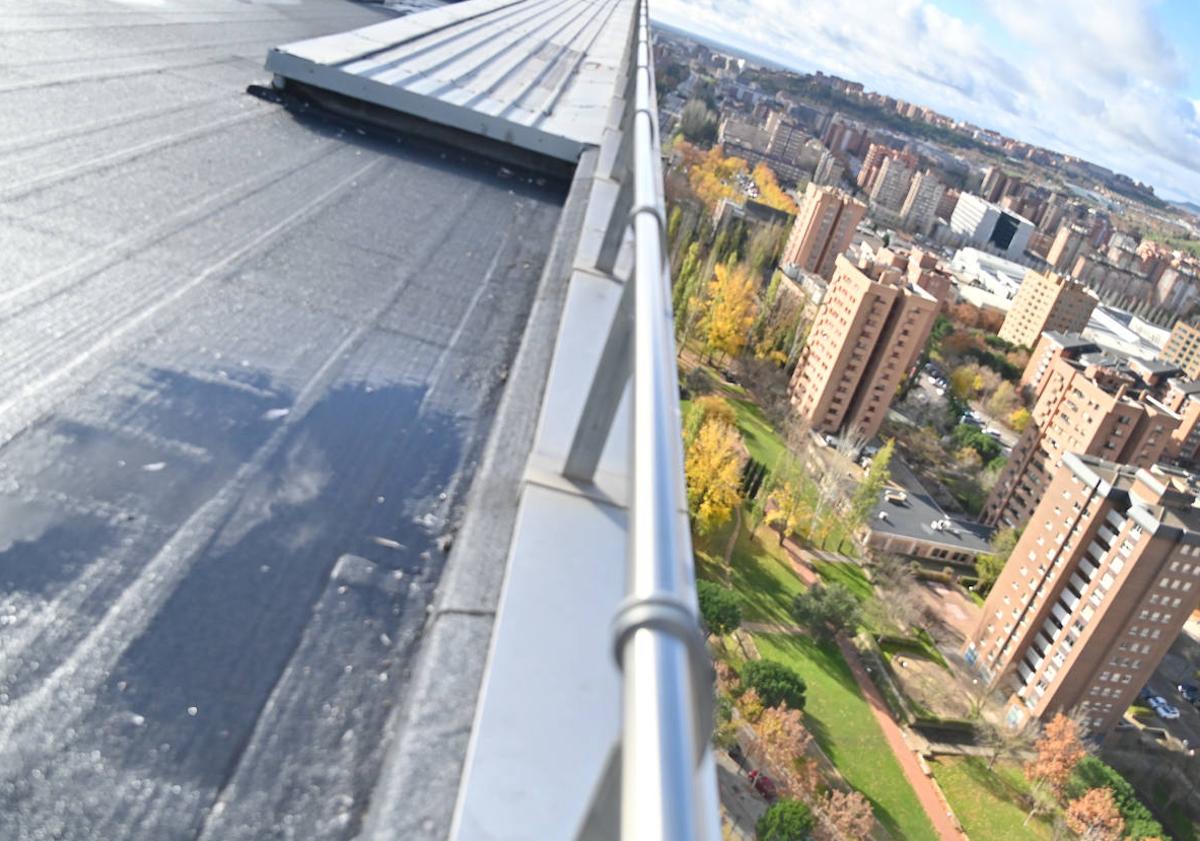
956,755,1033,811
760,632,860,697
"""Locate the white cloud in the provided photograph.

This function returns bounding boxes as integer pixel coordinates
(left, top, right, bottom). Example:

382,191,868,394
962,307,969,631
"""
652,0,1200,203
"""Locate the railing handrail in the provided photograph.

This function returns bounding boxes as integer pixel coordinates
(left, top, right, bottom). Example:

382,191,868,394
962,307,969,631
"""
615,2,715,839
563,1,716,836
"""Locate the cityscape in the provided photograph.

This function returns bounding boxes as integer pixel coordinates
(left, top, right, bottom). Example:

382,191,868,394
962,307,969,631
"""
2,1,1200,841
654,15,1200,841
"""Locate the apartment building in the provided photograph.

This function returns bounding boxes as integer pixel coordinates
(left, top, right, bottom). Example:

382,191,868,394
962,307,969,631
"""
899,170,944,236
789,254,938,441
781,183,867,279
1159,321,1200,379
967,454,1200,733
1046,223,1089,273
1163,379,1200,465
1020,331,1100,397
997,270,1098,349
983,353,1180,527
868,155,915,215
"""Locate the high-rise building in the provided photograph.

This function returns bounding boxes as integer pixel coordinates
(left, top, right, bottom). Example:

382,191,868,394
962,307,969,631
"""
856,142,916,195
781,183,866,279
967,454,1200,733
899,170,944,235
949,193,1034,260
1160,321,1200,379
983,353,1180,527
997,270,1097,348
1163,380,1200,465
812,149,846,187
868,155,914,215
1046,223,1089,273
789,254,938,441
980,165,1009,203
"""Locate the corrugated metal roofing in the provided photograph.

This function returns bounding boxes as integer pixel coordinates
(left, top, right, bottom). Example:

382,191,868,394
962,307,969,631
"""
266,0,635,161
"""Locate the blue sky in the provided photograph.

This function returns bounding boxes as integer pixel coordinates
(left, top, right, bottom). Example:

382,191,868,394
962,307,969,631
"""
651,0,1200,205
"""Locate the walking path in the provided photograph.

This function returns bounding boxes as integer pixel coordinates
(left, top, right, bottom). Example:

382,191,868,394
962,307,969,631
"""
751,544,967,841
835,634,966,841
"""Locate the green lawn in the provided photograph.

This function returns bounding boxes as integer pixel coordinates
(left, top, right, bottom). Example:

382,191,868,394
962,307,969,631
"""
930,756,1052,841
695,522,806,625
755,633,939,841
728,397,786,468
811,558,873,602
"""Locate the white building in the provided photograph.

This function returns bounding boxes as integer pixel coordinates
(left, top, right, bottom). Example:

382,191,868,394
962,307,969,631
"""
949,193,1034,260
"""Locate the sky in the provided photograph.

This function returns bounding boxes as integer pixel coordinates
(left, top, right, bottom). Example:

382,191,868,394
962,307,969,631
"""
651,0,1200,205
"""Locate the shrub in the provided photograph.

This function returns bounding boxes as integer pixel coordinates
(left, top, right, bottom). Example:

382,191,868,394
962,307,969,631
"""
756,798,814,841
791,582,860,637
742,660,807,711
697,580,742,636
1066,756,1165,840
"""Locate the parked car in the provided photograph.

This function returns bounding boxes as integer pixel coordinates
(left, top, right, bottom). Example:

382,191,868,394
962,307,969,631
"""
1139,685,1155,702
1178,683,1200,704
747,770,777,801
1150,696,1181,720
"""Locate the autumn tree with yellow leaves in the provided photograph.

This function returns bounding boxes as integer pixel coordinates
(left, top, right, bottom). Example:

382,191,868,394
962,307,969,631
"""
752,163,798,214
703,262,758,362
684,406,745,535
683,142,749,211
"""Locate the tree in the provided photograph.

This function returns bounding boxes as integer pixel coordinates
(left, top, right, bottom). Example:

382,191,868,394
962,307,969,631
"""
1025,712,1086,801
977,717,1038,769
684,394,736,445
686,143,749,211
742,659,807,710
950,363,984,400
752,163,799,214
756,799,815,841
747,224,788,279
1023,778,1058,827
986,380,1019,420
763,455,807,545
814,789,874,841
684,417,744,534
672,241,702,324
1066,787,1125,841
697,580,742,636
1066,756,1165,840
738,686,765,723
849,439,894,528
679,98,717,145
975,526,1021,594
704,262,759,361
1008,406,1032,433
791,582,860,637
754,704,818,799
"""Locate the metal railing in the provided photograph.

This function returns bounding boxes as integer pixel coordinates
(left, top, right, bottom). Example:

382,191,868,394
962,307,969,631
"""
565,1,718,838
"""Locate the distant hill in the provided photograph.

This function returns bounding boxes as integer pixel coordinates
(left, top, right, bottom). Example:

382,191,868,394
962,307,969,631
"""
1170,199,1200,218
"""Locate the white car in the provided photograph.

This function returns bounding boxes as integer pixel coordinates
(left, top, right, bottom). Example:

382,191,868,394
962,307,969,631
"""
1150,697,1181,720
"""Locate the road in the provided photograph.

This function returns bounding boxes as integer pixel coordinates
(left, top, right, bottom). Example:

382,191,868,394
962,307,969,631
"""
0,2,565,839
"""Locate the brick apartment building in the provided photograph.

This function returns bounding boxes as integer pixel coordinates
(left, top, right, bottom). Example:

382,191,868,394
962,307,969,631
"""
997,270,1098,349
967,454,1200,733
983,350,1181,528
789,254,938,441
1160,320,1200,380
780,183,866,280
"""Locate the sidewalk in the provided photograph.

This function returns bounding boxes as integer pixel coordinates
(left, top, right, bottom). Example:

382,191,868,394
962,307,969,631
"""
751,538,967,841
835,634,967,841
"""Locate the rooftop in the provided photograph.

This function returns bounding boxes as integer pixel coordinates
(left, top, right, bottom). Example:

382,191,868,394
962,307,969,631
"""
870,460,994,556
0,1,640,839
